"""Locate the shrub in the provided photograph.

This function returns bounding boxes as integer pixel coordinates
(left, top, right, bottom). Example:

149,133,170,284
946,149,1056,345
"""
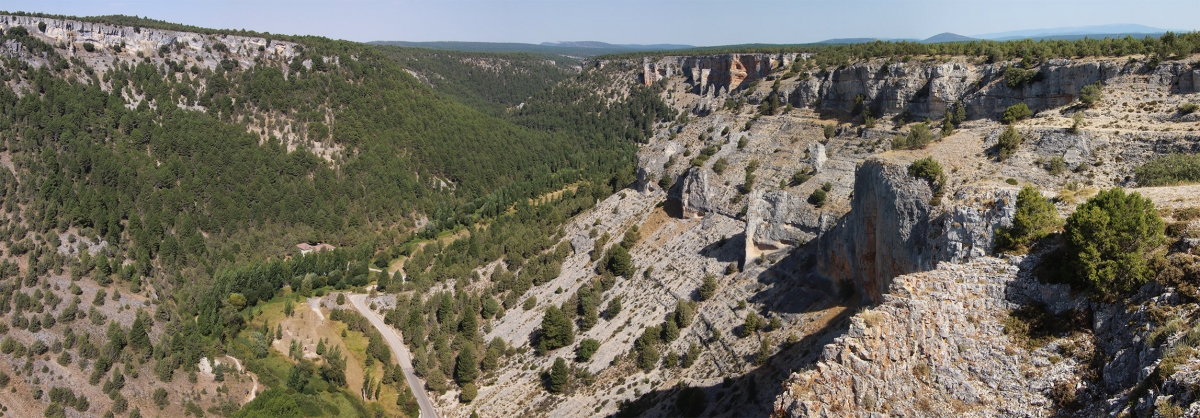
807,188,827,207
1001,103,1032,124
152,388,168,409
823,124,836,139
1004,66,1036,88
698,275,718,301
996,186,1062,253
996,125,1023,161
711,158,728,174
1179,103,1199,115
1067,112,1085,134
1047,156,1067,175
1079,82,1103,107
576,339,600,362
891,122,934,150
908,157,946,205
1065,188,1166,299
38,22,47,32
790,169,812,186
82,43,95,52
821,182,833,192
1135,154,1200,186
460,383,478,403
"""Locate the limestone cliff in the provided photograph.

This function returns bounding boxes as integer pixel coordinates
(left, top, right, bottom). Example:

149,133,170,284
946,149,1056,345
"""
817,159,1015,303
796,59,1200,120
642,53,1200,121
642,53,806,94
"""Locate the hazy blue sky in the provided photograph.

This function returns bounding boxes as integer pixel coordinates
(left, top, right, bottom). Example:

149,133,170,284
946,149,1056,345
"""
6,0,1199,46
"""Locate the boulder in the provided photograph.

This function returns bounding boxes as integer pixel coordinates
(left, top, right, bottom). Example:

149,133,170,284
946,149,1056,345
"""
744,189,821,263
678,167,717,218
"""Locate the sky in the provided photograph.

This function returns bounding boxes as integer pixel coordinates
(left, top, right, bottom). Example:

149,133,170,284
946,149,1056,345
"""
5,0,1199,46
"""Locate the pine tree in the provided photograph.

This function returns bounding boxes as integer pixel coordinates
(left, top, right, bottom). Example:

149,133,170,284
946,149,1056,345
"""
662,319,680,342
376,270,391,291
683,343,700,368
698,275,718,301
455,344,478,384
127,310,152,354
548,357,569,393
537,306,574,353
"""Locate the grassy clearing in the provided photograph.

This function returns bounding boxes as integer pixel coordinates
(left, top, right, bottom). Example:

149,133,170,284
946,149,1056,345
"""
233,291,413,417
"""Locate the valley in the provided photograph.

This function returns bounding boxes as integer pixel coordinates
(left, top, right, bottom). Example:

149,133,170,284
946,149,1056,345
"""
0,9,1198,418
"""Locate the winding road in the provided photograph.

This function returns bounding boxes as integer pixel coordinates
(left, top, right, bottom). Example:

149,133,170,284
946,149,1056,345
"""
347,294,438,418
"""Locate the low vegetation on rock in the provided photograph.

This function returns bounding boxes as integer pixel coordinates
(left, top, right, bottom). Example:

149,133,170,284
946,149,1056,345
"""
996,186,1062,253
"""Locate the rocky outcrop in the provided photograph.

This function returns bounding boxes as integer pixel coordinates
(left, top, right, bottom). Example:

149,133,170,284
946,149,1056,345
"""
817,159,938,303
808,142,827,173
775,257,1062,417
932,187,1018,264
0,15,302,68
744,190,821,262
642,53,808,94
776,250,1200,417
817,159,1015,303
678,167,719,218
788,58,1200,121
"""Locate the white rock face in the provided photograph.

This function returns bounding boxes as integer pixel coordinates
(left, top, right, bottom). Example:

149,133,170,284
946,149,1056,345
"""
808,142,827,173
679,167,718,218
744,189,820,263
817,159,1016,304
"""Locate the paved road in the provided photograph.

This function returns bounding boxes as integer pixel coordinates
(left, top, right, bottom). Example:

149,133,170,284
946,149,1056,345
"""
348,294,438,418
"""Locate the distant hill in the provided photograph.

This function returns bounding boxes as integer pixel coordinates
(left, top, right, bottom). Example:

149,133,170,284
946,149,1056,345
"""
922,33,976,43
368,40,692,57
973,24,1171,41
539,41,694,50
815,37,920,44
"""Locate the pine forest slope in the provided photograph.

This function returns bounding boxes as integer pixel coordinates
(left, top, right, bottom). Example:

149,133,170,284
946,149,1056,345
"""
0,11,678,418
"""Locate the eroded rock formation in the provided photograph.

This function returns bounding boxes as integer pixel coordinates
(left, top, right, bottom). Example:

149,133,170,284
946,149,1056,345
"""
816,159,1016,303
744,189,821,263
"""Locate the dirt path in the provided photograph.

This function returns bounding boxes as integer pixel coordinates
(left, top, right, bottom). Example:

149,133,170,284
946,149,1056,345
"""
226,355,257,403
348,294,438,418
308,298,326,321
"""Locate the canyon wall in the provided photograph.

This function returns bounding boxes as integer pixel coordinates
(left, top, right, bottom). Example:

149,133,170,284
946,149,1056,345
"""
642,53,807,94
643,54,1200,120
817,159,1016,303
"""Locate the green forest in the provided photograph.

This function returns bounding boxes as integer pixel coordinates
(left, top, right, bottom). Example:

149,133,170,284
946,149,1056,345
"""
6,9,1200,418
0,13,680,414
374,46,576,116
602,31,1200,69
